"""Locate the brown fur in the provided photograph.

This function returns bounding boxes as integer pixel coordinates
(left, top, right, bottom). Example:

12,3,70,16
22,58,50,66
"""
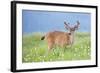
45,31,71,50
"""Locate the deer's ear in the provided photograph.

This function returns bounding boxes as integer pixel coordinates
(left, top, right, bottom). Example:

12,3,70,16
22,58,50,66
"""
64,22,70,30
74,21,80,30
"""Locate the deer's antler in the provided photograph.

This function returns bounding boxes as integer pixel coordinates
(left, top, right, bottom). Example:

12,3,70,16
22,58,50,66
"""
64,21,70,30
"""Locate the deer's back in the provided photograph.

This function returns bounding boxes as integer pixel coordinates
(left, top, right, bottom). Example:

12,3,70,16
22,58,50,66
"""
45,31,70,46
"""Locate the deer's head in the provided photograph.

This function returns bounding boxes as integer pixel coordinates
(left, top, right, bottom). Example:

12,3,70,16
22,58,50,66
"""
64,21,80,34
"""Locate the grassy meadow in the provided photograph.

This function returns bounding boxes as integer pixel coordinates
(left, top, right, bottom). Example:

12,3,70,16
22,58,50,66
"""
22,32,91,63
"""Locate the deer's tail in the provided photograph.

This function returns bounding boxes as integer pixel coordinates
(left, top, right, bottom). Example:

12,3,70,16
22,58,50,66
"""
41,36,45,40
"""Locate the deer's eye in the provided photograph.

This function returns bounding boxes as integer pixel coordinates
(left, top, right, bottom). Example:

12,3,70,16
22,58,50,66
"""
68,33,71,35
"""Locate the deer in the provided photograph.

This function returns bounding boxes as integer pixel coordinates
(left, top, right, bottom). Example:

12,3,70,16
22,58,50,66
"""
41,21,80,51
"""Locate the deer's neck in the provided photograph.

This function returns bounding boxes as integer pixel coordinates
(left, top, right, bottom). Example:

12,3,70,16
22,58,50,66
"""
70,32,75,44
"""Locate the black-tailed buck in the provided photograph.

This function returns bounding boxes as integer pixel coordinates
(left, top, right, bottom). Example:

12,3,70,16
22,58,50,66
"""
41,21,80,51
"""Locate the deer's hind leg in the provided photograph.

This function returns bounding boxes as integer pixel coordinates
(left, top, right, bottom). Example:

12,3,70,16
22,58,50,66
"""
47,41,54,51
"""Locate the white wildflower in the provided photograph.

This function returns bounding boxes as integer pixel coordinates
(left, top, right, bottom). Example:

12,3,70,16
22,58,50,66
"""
61,54,64,57
43,56,46,58
74,54,76,56
88,52,90,55
35,47,37,50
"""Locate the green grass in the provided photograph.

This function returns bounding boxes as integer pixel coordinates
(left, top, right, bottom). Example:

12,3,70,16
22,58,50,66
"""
22,32,91,63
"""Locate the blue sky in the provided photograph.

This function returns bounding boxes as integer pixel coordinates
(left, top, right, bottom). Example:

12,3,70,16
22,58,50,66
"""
22,10,91,34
